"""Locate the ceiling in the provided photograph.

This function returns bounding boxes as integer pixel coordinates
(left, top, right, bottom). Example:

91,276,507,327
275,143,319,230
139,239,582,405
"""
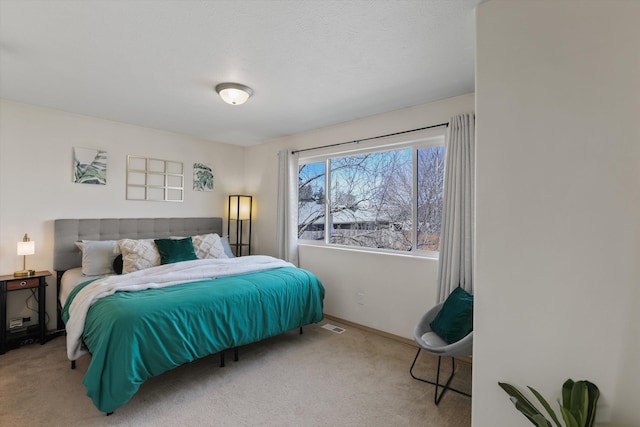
0,0,480,146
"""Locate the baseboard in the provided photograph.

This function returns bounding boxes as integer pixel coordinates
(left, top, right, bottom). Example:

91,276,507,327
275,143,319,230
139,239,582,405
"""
322,313,472,365
322,314,417,347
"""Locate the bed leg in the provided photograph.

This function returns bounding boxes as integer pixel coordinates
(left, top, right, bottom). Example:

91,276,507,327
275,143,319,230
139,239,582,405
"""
71,360,76,370
106,412,113,416
300,326,303,335
219,351,225,368
234,347,239,362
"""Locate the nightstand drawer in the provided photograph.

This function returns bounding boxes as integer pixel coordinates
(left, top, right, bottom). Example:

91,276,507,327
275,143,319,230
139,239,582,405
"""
7,278,39,291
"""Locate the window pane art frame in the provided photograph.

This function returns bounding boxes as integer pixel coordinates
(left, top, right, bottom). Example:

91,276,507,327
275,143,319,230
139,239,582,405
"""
126,155,184,202
73,147,107,185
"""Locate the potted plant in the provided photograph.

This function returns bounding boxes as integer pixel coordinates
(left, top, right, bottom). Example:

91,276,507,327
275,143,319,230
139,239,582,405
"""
498,379,600,427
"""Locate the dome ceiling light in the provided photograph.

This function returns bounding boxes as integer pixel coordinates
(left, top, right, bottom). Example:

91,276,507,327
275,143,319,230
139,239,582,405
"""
215,82,253,105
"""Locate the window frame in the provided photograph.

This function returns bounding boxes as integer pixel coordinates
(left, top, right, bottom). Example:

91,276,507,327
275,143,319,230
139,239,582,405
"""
297,128,446,259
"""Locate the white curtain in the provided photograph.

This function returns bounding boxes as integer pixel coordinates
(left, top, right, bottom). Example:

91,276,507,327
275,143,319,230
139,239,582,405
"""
437,114,475,302
275,149,299,266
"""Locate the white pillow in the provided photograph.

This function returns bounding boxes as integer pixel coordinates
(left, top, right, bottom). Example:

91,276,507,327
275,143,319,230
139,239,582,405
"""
192,233,228,259
116,238,161,274
75,240,118,276
220,236,235,258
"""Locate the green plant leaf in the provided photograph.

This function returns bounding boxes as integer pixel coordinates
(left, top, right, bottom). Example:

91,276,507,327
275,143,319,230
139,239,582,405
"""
560,406,580,427
581,389,589,426
514,401,552,427
562,379,575,410
499,383,550,426
503,380,599,427
583,381,600,427
570,381,588,425
532,414,553,427
528,386,562,427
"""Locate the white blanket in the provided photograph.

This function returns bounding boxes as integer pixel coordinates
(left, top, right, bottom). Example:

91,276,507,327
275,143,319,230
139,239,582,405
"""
65,255,294,360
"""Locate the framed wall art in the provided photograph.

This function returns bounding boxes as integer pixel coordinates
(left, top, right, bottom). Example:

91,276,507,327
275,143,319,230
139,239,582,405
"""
126,155,184,202
73,147,107,185
193,162,214,191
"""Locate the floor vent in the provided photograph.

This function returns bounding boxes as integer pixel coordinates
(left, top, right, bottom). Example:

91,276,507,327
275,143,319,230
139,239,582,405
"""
322,323,346,334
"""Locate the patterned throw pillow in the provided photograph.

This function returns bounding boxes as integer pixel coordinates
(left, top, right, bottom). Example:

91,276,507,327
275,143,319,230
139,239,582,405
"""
191,233,228,259
116,238,161,274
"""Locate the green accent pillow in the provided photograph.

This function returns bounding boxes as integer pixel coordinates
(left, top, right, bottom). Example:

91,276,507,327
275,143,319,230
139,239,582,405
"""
154,237,198,265
429,287,474,344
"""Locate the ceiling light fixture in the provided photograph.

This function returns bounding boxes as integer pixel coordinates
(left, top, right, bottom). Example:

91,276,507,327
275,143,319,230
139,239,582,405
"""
215,83,253,105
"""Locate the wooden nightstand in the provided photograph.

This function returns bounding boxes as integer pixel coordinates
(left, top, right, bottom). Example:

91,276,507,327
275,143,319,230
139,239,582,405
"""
0,270,51,354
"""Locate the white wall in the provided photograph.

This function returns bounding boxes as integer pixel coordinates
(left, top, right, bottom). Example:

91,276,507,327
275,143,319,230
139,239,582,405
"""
0,94,474,344
474,1,640,426
0,100,245,330
244,94,474,339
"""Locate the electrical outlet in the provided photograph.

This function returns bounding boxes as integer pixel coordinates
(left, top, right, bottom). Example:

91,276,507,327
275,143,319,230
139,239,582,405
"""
9,318,23,329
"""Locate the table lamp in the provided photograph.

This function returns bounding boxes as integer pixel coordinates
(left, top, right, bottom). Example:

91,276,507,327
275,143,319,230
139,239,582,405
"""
14,233,36,277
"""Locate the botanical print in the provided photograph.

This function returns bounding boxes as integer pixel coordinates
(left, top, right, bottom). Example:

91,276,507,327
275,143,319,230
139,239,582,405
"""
193,162,214,191
73,147,107,185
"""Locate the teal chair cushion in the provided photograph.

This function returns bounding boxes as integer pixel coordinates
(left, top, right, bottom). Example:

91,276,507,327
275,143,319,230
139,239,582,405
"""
429,287,474,344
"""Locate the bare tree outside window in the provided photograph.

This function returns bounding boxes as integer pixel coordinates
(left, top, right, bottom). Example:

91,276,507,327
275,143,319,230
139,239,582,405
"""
298,162,325,240
329,149,412,250
298,141,444,253
417,146,445,251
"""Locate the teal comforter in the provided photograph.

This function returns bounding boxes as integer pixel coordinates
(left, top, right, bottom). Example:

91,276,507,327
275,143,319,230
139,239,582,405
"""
62,267,324,413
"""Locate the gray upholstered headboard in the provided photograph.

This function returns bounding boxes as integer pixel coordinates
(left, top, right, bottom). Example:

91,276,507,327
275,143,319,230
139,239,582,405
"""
53,217,223,272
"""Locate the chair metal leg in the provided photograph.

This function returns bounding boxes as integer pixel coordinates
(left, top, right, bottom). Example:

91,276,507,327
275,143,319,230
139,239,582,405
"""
409,348,471,405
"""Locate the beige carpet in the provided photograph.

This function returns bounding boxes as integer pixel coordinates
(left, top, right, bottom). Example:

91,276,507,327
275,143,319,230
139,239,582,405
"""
0,321,471,427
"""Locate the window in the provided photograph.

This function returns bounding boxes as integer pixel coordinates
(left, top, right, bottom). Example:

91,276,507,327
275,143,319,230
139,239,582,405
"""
416,145,445,251
298,135,445,254
298,161,326,241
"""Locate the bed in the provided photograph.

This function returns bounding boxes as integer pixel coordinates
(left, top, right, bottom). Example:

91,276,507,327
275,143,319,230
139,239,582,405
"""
53,217,325,414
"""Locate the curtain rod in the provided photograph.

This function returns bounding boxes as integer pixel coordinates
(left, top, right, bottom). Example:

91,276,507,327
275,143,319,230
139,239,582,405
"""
291,122,449,155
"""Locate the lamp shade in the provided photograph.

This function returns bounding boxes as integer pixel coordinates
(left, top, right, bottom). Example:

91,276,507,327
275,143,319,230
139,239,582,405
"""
229,195,252,220
14,233,36,276
17,240,35,256
215,83,253,105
